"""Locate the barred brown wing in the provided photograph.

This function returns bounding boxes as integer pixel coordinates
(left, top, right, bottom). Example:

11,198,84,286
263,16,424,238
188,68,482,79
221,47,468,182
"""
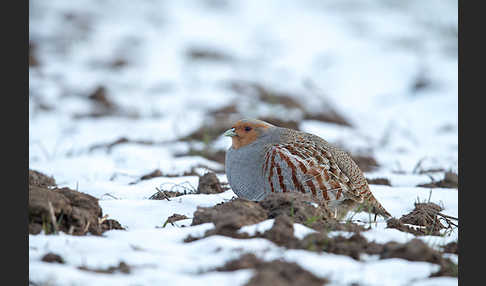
263,143,358,203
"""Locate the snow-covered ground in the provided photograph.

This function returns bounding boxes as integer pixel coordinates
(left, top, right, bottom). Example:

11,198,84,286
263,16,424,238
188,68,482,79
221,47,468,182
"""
29,0,458,285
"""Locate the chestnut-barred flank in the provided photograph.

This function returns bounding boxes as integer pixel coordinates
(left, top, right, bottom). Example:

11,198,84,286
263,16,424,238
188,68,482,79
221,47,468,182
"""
224,118,391,219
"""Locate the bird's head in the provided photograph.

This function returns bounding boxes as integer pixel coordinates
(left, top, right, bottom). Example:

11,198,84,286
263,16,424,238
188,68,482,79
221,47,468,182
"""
223,119,275,149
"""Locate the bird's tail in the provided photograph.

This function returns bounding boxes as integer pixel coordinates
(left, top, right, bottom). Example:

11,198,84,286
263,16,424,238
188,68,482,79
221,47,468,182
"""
361,193,392,219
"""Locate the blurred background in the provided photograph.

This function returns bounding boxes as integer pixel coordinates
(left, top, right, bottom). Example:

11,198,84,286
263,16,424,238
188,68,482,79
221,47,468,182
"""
29,0,457,185
28,1,458,285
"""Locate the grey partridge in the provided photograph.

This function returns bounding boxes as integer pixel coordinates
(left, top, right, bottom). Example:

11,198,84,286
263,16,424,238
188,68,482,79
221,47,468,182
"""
224,119,391,219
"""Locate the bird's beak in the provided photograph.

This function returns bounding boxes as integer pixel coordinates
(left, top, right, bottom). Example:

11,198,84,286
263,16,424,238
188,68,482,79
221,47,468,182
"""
223,128,237,137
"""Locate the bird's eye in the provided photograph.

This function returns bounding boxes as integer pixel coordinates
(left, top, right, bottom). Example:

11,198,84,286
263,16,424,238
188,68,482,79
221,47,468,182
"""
244,126,252,132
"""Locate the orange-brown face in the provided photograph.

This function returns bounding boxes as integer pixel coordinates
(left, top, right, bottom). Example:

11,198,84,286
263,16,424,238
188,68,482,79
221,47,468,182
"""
223,120,271,149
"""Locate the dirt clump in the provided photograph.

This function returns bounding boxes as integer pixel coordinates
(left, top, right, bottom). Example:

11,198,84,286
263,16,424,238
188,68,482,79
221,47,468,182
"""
29,42,40,67
89,137,158,154
366,177,391,186
78,262,131,274
175,147,226,165
191,199,268,228
259,192,334,230
300,233,383,260
164,214,189,227
109,58,128,69
379,240,458,277
411,73,431,93
149,190,185,200
88,86,115,110
180,122,229,144
380,239,442,263
187,47,232,62
430,260,458,278
390,202,458,236
386,218,434,236
140,169,164,181
216,253,329,286
74,86,138,119
350,154,379,172
386,201,458,236
29,170,56,188
41,253,65,264
188,198,268,241
209,104,239,118
187,192,364,243
441,241,458,254
303,111,352,127
29,169,123,236
223,80,352,127
131,166,215,184
185,194,455,268
197,172,225,194
29,185,101,235
149,180,205,200
100,219,125,232
130,168,201,185
400,203,444,227
227,80,304,110
260,215,300,248
417,171,458,189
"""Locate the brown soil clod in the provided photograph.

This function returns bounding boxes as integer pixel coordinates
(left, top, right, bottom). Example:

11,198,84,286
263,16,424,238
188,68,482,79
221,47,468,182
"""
41,253,65,264
187,47,232,62
303,111,352,127
175,148,226,165
226,80,304,110
216,253,329,286
430,259,458,278
399,203,444,226
29,169,124,236
74,86,139,119
411,73,431,93
260,215,300,248
149,181,199,200
140,169,163,181
366,177,391,186
88,137,162,153
187,192,364,243
185,193,455,271
300,233,383,260
109,58,128,69
29,186,101,235
350,154,379,172
29,170,56,188
386,201,458,237
129,166,214,183
259,192,334,229
179,123,229,144
164,214,189,227
197,172,225,194
441,241,458,255
191,199,268,228
417,171,458,189
209,104,239,118
88,86,116,110
78,262,131,274
101,219,126,232
386,218,433,236
149,190,184,200
380,239,443,263
29,42,40,67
